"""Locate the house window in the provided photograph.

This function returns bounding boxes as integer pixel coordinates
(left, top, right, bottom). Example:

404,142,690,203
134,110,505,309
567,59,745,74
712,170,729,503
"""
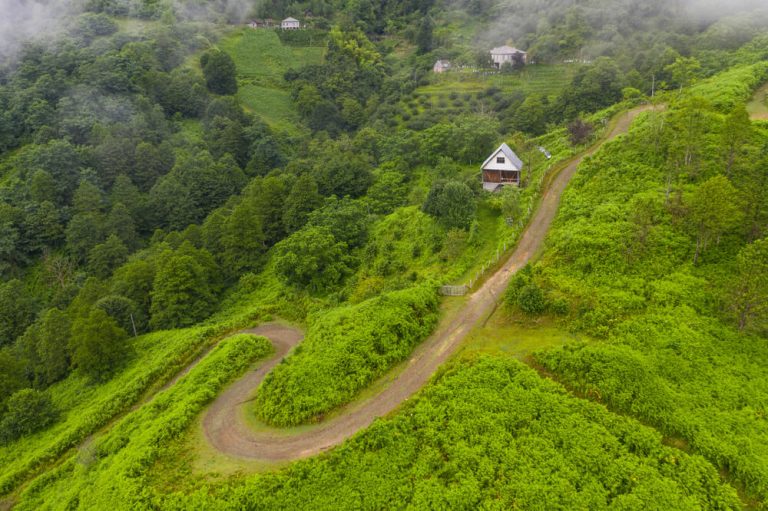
496,156,505,164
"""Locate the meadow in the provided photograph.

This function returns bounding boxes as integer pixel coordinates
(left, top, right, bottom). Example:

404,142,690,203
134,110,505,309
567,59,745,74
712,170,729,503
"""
218,29,324,134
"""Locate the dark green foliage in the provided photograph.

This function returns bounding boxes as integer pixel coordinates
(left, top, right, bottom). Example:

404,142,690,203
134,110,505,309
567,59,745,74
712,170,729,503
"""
313,149,373,198
149,250,216,330
66,213,105,262
555,57,625,120
256,285,438,425
415,17,433,54
200,50,238,95
282,173,322,234
273,226,355,293
731,238,768,330
17,308,71,387
95,295,145,335
518,283,546,314
88,234,129,279
0,280,37,347
111,259,155,321
70,308,129,381
422,180,476,230
0,349,26,405
307,196,370,248
0,389,58,444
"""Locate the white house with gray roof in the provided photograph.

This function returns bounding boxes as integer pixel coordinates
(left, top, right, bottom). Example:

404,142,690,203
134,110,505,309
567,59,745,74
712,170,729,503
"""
481,143,523,191
490,46,527,68
281,17,301,29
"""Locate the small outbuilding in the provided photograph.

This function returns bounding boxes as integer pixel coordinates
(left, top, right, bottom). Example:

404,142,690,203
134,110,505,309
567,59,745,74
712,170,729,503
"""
433,59,452,73
281,17,301,29
490,46,527,68
481,143,523,191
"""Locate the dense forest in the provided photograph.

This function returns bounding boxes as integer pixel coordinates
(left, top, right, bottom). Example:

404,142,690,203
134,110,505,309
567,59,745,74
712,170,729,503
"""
1,0,768,508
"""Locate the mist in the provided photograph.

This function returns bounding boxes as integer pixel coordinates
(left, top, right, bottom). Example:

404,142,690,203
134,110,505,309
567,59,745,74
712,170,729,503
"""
470,0,768,58
0,0,84,61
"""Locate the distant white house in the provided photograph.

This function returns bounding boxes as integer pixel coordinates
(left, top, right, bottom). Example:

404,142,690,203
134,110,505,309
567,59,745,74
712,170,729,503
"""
490,46,527,68
481,143,523,191
433,60,451,73
281,17,301,29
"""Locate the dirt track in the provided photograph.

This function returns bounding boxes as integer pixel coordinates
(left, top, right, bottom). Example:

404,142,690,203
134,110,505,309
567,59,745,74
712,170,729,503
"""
201,105,655,461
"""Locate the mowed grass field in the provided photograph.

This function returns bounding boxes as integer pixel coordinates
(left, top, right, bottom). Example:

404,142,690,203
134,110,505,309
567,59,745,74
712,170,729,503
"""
218,29,324,134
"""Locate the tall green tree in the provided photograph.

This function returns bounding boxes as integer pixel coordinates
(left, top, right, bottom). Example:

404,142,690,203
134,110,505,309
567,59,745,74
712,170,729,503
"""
17,308,71,387
685,175,743,264
273,227,355,293
423,181,477,230
88,234,129,279
0,389,58,443
283,173,323,233
150,252,215,330
0,280,37,347
70,308,128,381
200,49,238,95
731,238,768,331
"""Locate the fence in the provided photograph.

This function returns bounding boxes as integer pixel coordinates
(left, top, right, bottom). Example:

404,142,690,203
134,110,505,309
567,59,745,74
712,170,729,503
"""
439,285,469,296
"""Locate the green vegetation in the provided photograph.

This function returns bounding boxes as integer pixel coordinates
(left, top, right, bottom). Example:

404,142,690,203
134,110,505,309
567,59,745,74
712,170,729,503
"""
218,29,324,133
2,0,768,507
502,66,768,504
15,333,272,510
255,285,438,426
0,324,235,495
160,357,738,509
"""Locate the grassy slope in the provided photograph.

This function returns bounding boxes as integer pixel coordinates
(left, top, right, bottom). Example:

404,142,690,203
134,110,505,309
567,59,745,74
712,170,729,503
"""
524,66,768,505
154,357,740,510
218,29,324,135
0,325,222,495
747,82,768,120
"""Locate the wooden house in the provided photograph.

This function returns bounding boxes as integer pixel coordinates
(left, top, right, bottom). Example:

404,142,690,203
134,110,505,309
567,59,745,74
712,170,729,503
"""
481,143,523,191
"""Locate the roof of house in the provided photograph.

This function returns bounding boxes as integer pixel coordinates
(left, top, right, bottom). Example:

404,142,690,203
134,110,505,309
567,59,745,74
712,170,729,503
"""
490,45,527,55
482,143,524,170
282,17,300,22
434,60,451,68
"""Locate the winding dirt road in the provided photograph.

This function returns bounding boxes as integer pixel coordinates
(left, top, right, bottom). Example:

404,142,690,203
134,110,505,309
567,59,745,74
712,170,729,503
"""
202,105,655,461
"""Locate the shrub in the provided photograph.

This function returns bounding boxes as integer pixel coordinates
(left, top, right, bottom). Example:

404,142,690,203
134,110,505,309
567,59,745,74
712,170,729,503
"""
518,283,546,314
0,389,58,444
255,285,439,426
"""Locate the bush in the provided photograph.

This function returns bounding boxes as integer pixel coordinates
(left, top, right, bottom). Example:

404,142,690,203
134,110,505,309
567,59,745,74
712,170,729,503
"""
0,389,58,444
518,283,546,314
255,285,439,426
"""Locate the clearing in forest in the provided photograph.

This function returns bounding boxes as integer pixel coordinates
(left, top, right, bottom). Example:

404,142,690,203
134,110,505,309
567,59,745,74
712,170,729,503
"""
218,29,324,134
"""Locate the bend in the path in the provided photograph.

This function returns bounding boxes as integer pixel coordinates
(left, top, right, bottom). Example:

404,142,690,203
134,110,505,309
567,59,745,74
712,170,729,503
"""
202,105,656,461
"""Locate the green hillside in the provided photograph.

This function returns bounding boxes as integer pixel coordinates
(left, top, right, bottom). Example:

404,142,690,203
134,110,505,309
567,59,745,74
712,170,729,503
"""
1,0,768,509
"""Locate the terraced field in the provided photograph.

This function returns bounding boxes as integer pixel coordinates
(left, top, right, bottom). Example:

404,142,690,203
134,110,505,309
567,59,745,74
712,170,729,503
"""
419,64,579,98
